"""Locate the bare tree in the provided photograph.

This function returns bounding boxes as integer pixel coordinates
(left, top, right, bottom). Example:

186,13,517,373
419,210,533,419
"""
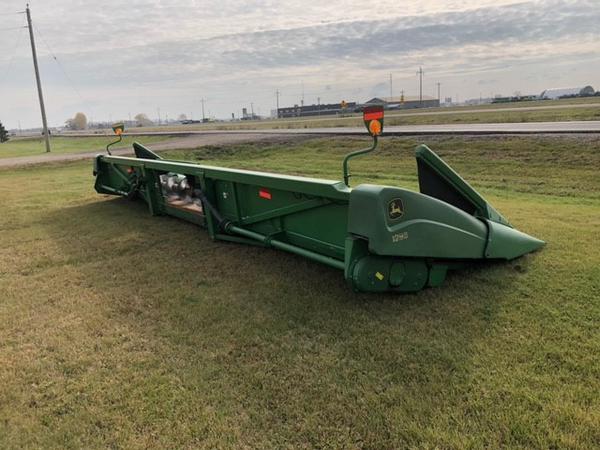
65,112,88,130
134,113,154,127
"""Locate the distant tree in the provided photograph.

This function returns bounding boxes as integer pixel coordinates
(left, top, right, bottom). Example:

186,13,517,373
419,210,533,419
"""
65,112,88,130
134,113,154,127
0,121,9,143
177,113,187,121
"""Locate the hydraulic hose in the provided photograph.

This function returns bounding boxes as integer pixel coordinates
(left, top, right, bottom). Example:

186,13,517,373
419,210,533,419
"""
193,189,229,230
195,188,345,271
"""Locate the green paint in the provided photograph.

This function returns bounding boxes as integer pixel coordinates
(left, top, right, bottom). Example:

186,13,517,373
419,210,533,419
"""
93,140,544,293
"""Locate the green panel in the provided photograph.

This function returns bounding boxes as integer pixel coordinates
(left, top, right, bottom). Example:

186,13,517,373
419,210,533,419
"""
348,184,488,259
282,203,348,258
98,155,350,200
215,180,239,220
415,144,511,226
210,178,349,259
94,157,137,198
484,220,545,260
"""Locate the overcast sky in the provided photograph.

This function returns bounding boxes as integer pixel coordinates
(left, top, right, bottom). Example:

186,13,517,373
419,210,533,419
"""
1,0,599,129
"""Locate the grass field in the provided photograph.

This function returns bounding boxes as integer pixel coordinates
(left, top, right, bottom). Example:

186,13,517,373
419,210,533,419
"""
0,136,171,159
1,136,599,448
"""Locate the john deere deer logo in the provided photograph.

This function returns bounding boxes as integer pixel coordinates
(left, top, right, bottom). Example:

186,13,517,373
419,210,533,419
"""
388,198,404,219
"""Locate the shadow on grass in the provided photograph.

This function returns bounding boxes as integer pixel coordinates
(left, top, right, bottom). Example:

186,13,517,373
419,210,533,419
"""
43,195,525,445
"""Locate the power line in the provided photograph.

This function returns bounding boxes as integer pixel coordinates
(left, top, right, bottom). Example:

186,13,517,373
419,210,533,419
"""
0,26,25,32
0,25,25,83
33,23,95,120
34,25,83,98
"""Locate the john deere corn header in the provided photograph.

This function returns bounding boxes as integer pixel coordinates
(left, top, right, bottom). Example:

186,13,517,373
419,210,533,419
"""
93,107,543,293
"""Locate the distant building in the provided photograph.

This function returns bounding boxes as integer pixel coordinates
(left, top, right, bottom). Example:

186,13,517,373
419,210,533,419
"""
241,107,259,120
491,94,538,104
540,86,595,100
277,102,357,119
464,97,494,106
364,95,440,109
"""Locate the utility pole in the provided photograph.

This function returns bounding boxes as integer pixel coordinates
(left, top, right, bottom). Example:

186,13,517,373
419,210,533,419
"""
250,102,254,118
317,96,320,115
201,98,205,121
301,81,304,107
26,4,50,152
416,66,424,107
275,89,280,118
389,73,393,99
157,107,161,125
437,82,441,104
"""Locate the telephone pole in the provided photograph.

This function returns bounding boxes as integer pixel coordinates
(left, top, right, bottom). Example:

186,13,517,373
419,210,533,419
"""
26,4,50,152
416,66,424,107
437,82,441,104
201,98,205,121
275,89,280,118
389,73,393,99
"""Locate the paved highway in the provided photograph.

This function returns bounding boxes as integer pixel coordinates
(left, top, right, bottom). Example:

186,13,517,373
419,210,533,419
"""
61,120,600,137
6,122,600,168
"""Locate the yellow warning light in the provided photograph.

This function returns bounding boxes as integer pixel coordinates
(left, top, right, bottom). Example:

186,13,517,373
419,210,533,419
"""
112,122,125,135
368,119,382,136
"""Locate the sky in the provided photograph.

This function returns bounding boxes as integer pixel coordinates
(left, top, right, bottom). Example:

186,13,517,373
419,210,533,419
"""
0,0,599,129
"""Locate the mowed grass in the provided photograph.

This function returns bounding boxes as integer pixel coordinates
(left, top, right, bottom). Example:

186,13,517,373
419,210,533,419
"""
0,136,599,448
0,135,171,159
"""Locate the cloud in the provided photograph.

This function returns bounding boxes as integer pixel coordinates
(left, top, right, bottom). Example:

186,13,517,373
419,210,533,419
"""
45,0,599,83
1,0,599,127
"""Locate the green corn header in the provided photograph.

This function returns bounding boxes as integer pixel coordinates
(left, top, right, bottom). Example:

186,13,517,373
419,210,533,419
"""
93,108,543,293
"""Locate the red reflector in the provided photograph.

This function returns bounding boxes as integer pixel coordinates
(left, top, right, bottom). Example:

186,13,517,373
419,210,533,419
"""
259,188,272,200
364,111,384,121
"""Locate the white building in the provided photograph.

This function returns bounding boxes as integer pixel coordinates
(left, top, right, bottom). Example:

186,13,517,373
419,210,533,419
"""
540,86,595,99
